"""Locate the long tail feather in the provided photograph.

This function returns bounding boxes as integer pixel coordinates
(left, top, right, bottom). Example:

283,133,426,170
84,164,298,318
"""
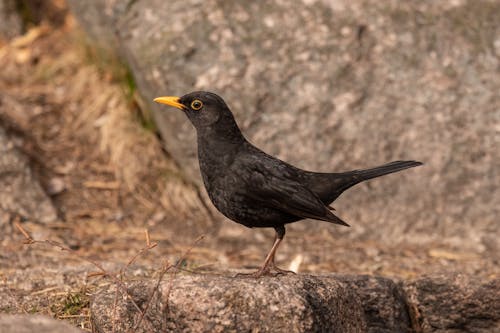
355,160,423,181
311,160,422,206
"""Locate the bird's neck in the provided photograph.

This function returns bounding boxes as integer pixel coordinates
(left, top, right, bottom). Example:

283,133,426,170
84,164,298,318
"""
196,118,246,177
196,113,245,148
197,125,245,156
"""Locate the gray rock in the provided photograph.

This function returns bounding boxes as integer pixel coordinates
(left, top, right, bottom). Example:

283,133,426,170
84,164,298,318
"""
0,314,84,333
403,275,500,333
337,274,412,333
0,0,22,41
90,273,500,332
68,1,500,251
91,274,367,333
0,126,57,224
66,0,127,49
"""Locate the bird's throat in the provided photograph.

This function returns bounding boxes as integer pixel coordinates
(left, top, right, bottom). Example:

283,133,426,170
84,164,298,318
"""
196,127,244,179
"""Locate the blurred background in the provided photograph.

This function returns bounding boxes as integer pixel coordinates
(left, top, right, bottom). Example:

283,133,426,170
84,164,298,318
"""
0,0,498,328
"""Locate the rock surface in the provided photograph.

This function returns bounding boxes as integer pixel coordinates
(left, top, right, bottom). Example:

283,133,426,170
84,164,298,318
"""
0,125,57,225
337,275,412,333
67,0,499,251
90,273,500,333
0,314,85,333
404,275,500,333
91,274,367,333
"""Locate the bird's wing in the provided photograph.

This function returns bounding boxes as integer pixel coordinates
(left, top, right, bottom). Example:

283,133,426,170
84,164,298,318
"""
242,163,349,226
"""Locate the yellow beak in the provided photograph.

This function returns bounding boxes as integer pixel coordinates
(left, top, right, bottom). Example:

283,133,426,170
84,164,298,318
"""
153,96,185,110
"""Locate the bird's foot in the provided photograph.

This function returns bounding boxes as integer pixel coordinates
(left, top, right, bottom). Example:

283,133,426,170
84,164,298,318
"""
269,262,296,276
234,269,274,278
234,264,296,278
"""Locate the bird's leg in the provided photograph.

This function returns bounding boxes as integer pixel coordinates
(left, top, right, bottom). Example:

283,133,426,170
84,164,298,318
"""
235,225,295,278
267,226,296,275
235,230,282,278
257,228,283,275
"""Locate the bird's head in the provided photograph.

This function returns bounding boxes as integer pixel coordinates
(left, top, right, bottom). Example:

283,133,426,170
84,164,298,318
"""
154,91,233,129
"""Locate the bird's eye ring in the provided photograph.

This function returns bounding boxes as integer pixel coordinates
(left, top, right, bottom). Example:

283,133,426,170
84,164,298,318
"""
191,99,203,110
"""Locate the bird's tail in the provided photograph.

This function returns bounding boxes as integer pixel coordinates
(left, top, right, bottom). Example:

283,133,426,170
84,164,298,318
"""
339,160,422,192
354,160,422,181
308,160,422,208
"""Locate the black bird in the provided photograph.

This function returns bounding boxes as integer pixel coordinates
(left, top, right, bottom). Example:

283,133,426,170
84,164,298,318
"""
154,91,422,277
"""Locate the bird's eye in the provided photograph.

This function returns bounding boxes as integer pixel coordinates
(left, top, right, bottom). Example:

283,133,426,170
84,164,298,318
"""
191,99,203,110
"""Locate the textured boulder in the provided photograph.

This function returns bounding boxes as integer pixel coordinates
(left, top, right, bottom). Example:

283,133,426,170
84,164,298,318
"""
337,275,412,333
91,274,367,333
404,275,500,333
0,125,57,224
67,0,500,250
64,0,126,49
91,273,500,332
0,314,84,333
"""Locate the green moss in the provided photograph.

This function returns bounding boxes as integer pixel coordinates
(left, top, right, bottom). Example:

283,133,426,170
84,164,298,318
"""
133,104,157,133
51,291,89,317
123,66,136,99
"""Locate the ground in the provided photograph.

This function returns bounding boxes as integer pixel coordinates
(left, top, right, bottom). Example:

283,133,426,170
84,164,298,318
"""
0,10,498,332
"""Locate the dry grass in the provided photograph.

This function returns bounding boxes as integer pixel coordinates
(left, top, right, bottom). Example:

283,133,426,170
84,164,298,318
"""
0,10,214,228
14,221,206,332
0,11,219,330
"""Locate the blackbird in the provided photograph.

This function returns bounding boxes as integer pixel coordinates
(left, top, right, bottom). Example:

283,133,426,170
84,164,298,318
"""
154,91,422,277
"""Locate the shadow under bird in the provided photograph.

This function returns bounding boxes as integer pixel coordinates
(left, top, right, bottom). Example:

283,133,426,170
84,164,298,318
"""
154,91,422,277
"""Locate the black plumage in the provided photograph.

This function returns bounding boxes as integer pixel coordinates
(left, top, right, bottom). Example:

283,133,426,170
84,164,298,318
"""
154,91,422,277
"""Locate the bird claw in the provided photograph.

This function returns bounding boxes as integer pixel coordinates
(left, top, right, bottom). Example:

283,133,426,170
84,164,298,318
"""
234,270,273,278
269,266,297,276
234,264,296,278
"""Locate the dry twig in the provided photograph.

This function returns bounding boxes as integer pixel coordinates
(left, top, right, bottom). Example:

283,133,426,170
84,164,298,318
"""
15,221,205,332
15,222,144,316
133,234,205,331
